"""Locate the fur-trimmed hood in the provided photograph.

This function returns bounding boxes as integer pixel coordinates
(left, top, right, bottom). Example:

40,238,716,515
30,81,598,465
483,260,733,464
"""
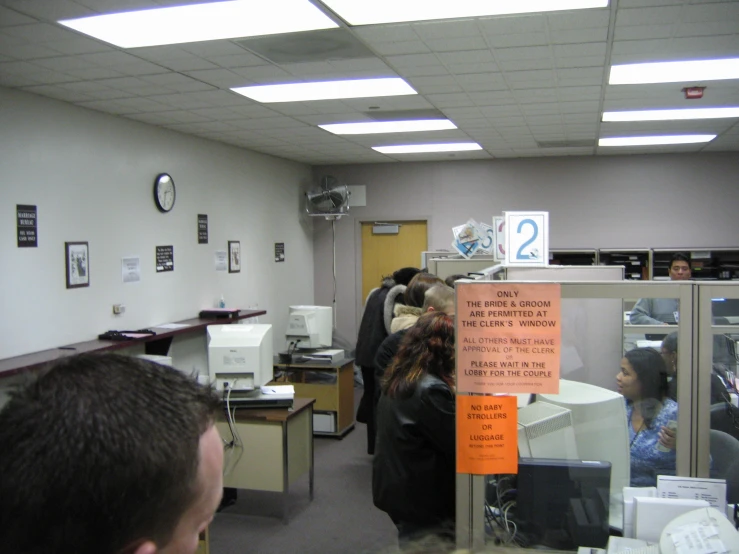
383,284,406,334
390,305,422,333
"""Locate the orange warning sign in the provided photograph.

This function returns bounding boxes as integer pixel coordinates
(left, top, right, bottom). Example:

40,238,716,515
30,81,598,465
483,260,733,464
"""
456,282,561,394
457,395,518,475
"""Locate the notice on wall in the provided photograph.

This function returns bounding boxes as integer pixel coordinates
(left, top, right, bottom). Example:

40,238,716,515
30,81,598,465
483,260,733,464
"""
156,245,174,273
457,282,561,394
121,256,141,283
275,242,285,262
457,395,518,475
197,214,208,244
215,250,227,272
17,204,37,247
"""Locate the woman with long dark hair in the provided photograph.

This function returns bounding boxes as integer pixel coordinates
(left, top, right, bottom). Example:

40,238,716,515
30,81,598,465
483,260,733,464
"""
372,311,456,549
617,347,678,487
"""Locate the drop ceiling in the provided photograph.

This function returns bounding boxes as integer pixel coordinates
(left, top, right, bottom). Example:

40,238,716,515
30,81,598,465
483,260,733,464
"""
1,0,738,165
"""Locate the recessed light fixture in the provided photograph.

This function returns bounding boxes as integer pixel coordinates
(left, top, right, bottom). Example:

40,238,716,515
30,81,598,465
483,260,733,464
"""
321,0,608,25
231,78,417,103
319,120,457,135
373,143,483,154
59,0,338,48
609,58,739,85
598,135,716,147
603,107,739,122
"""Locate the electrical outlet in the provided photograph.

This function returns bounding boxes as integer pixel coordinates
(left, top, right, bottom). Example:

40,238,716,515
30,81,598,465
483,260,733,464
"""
112,304,125,315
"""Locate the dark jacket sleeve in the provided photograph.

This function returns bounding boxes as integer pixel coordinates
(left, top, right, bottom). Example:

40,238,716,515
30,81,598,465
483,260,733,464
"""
417,384,456,467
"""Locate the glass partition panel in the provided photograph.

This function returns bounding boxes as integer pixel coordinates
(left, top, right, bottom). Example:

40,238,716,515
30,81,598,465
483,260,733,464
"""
457,281,694,552
699,285,739,510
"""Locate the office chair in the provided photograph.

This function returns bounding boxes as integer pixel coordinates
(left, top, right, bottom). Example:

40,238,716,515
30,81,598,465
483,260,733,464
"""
709,430,739,504
710,402,739,442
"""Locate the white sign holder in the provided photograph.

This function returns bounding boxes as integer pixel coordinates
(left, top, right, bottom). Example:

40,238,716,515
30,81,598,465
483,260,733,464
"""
504,211,549,267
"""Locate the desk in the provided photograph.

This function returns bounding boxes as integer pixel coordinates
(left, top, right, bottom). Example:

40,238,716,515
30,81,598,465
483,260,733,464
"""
216,397,315,523
0,309,265,379
272,357,354,437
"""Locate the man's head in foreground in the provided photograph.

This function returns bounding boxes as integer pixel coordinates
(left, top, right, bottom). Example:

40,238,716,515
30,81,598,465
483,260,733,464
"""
0,353,223,554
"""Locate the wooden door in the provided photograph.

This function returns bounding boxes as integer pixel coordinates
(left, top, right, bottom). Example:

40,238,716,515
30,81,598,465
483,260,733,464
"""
361,221,428,303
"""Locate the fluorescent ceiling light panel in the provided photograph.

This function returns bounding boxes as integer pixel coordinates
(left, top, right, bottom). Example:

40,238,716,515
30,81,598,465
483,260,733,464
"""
232,78,416,103
598,135,716,147
373,143,482,154
58,0,338,48
609,58,739,85
321,0,608,25
319,119,457,135
603,107,739,122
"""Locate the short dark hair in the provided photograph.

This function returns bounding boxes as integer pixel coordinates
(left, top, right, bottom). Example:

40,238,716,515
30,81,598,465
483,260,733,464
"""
670,253,691,270
662,332,678,355
391,267,421,287
404,273,444,308
0,353,220,554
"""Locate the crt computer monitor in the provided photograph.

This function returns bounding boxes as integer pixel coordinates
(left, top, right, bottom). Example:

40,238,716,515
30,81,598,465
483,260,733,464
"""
516,457,612,550
537,379,630,530
286,305,332,349
207,324,273,393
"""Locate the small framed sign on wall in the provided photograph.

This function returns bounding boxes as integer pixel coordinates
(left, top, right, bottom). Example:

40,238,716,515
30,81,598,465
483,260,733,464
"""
228,241,241,273
65,241,89,288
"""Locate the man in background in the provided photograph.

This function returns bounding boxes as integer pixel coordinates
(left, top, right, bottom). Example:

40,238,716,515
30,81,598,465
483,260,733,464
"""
630,253,691,325
0,353,223,554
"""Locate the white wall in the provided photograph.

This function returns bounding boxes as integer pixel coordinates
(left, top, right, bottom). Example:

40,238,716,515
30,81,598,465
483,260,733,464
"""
1,87,314,361
313,153,739,342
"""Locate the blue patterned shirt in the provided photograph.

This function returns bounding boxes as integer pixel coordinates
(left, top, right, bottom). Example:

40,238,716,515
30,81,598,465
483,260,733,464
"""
626,398,678,487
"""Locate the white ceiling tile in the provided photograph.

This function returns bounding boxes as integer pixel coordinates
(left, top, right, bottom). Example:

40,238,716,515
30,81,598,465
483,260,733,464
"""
555,55,606,68
413,83,464,94
371,40,430,56
496,46,551,62
0,6,36,26
395,64,450,77
546,10,611,30
181,41,250,58
681,2,739,23
425,92,472,108
506,69,555,83
479,15,546,35
231,65,292,84
514,88,559,104
5,43,61,59
412,20,481,40
158,57,219,73
437,50,495,65
203,52,271,69
2,23,78,43
615,24,675,41
329,58,393,72
554,43,607,58
276,61,335,76
408,74,458,87
616,6,684,26
485,32,548,49
386,53,441,67
44,37,113,56
499,58,554,72
74,99,133,115
3,0,93,20
34,55,97,71
423,36,488,52
353,24,418,43
675,20,739,37
446,61,499,75
550,27,608,45
471,90,518,106
21,83,94,102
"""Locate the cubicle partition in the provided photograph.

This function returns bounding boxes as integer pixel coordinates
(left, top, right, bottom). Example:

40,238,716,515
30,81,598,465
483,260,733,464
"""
455,279,723,552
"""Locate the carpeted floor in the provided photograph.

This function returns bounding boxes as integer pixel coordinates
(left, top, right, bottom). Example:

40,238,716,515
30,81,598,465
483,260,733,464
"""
210,388,400,554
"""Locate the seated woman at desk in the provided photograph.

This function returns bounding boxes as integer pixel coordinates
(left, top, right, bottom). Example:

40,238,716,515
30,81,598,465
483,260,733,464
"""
617,347,678,487
373,312,456,550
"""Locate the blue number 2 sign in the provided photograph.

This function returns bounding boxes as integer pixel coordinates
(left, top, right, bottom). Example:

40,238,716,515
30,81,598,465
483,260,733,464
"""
515,219,538,260
504,211,549,267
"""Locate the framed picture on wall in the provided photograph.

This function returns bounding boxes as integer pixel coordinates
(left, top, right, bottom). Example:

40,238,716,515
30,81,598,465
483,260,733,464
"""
228,241,241,273
65,241,90,288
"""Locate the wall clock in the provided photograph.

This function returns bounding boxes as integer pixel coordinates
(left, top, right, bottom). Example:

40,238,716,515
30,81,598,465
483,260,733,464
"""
154,173,176,213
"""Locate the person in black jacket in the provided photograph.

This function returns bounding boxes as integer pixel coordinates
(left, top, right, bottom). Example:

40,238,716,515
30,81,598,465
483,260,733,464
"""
355,266,420,454
373,284,456,411
373,311,456,549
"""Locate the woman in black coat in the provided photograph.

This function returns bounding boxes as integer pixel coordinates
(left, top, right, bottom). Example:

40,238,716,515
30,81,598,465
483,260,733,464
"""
355,267,420,454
